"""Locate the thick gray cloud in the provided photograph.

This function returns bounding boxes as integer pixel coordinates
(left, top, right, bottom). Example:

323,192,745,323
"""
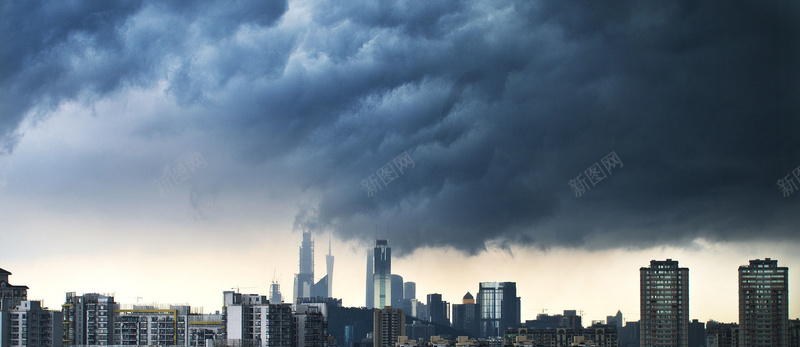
2,0,799,255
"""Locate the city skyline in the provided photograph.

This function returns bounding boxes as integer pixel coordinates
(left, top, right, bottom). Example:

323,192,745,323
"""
3,237,798,326
1,0,799,337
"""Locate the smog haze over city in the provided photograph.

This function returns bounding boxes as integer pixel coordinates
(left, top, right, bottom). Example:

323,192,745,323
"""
1,0,799,325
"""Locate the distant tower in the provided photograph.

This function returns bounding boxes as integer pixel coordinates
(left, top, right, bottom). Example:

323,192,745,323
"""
739,258,788,347
293,231,315,303
326,236,334,298
366,250,374,309
403,282,416,301
391,274,403,308
373,240,391,309
270,281,282,303
640,259,689,347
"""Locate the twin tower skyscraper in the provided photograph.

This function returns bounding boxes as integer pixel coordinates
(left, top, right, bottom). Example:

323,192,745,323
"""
292,231,334,303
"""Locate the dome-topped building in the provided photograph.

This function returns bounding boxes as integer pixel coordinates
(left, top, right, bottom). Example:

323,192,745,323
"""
462,291,474,304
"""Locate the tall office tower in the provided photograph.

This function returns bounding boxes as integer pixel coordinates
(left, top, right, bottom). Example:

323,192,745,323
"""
223,291,295,347
452,292,480,337
373,307,405,347
61,292,116,346
294,231,315,303
326,237,335,298
738,258,789,347
404,282,416,301
373,240,392,309
1,300,63,347
366,250,374,309
477,282,521,338
427,293,449,326
270,281,283,303
391,275,404,308
640,259,689,347
0,268,28,311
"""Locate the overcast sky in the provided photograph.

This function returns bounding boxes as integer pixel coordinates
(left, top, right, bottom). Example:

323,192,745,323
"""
1,0,799,324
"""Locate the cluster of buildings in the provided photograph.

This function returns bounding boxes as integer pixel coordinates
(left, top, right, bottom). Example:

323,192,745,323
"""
1,234,798,347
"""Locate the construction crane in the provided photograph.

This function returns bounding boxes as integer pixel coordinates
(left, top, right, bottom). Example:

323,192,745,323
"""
231,286,256,293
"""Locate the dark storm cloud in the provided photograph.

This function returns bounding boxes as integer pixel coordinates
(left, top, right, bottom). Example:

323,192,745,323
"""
3,1,799,254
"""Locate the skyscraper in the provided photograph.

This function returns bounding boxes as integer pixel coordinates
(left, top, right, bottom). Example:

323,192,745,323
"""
366,250,374,309
293,231,315,303
62,292,116,346
738,258,789,347
374,240,391,309
391,275,404,309
427,293,449,326
326,237,334,298
477,282,520,338
404,282,416,301
640,259,689,347
452,292,480,338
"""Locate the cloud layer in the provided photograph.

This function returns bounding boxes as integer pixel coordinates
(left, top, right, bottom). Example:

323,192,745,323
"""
2,0,799,255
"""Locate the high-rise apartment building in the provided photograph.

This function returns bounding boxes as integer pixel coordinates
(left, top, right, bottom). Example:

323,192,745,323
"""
223,291,295,347
477,282,520,338
61,292,116,346
373,307,405,347
640,259,689,347
2,300,63,347
113,304,192,346
738,258,789,347
373,240,391,309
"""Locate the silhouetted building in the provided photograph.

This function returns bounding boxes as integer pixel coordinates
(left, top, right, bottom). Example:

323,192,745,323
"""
619,321,640,347
0,268,28,312
366,250,374,309
270,281,283,304
452,292,480,337
478,282,520,338
606,311,623,330
312,275,329,299
739,258,788,347
373,307,405,347
706,321,738,347
294,231,315,303
640,259,689,347
427,294,449,326
789,319,799,347
561,310,582,330
326,237,335,298
404,283,416,301
391,275,404,309
405,320,435,343
504,324,618,347
374,240,392,309
688,319,704,347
